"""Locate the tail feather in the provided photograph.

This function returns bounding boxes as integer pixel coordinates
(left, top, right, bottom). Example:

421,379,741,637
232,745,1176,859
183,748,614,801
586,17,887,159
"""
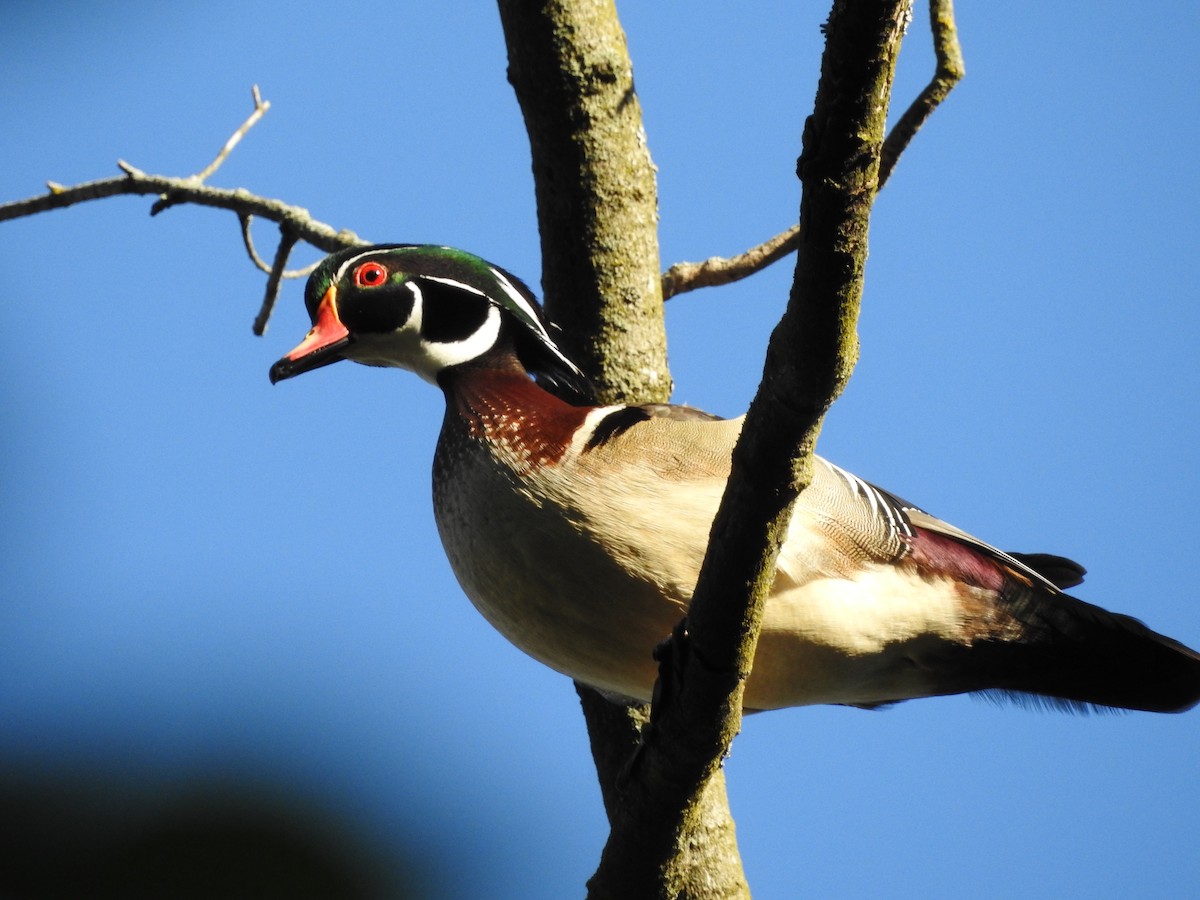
1006,552,1087,590
957,583,1200,713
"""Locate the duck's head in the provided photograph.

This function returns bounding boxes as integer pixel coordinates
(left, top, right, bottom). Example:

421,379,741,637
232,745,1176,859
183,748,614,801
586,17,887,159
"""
269,244,590,399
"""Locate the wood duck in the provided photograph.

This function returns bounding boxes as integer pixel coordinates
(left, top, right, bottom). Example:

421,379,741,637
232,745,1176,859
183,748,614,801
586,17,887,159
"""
270,244,1200,713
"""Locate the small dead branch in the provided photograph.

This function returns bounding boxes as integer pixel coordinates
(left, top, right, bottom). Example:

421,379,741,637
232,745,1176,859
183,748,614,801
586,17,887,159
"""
0,166,364,252
195,85,271,184
662,0,962,302
661,224,800,301
253,225,301,336
239,212,321,279
879,0,964,187
150,86,272,216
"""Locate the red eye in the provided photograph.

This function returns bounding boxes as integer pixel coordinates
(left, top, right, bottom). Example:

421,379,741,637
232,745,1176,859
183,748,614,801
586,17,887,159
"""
354,262,388,288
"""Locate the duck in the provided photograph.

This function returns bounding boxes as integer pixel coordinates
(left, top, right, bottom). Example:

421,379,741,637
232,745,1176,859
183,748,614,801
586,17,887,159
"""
269,243,1200,713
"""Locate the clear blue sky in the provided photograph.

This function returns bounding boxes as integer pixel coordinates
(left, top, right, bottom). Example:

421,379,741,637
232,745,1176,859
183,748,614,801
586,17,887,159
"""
3,2,1199,897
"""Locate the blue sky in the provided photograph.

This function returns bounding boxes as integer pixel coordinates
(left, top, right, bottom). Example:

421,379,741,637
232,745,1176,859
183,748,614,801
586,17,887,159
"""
3,2,1198,897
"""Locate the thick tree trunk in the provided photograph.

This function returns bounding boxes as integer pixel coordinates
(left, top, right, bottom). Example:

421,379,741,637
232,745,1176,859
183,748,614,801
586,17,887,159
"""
497,0,671,406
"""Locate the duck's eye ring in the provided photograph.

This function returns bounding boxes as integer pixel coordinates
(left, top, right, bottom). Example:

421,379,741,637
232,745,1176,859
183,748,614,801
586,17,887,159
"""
353,262,389,288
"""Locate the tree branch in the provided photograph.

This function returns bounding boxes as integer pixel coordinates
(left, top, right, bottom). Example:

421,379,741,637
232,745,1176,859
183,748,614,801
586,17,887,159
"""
0,167,364,255
587,2,912,897
252,225,301,336
879,0,964,187
195,85,271,183
661,224,801,301
238,213,322,279
660,0,961,302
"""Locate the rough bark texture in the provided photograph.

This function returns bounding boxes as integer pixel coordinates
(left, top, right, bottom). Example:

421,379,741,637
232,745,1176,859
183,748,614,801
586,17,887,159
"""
577,688,745,900
497,0,671,406
585,2,912,897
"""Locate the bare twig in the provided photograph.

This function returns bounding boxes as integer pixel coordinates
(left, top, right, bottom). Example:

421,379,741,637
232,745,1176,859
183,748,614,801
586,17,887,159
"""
240,212,321,279
115,159,142,177
239,212,273,272
196,85,271,183
661,0,961,302
253,226,300,335
661,224,800,300
148,87,272,216
0,166,366,252
878,0,964,187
